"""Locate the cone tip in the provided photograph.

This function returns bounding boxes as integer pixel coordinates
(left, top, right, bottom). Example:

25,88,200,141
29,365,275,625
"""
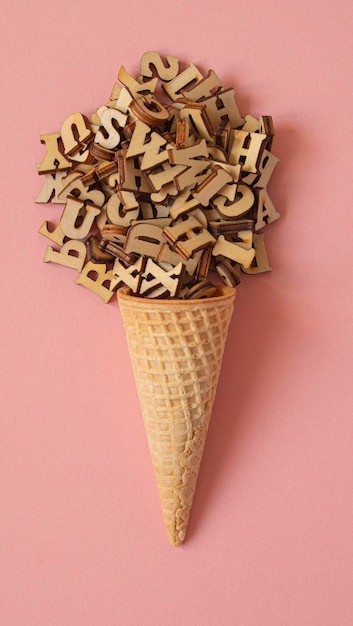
168,529,186,547
169,538,184,547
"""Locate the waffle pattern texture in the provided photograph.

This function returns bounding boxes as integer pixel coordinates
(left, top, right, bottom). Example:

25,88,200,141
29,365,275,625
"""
118,286,236,546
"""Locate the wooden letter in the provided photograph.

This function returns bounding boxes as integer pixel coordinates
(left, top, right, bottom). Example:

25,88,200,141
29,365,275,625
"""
259,115,275,149
112,86,133,113
212,234,255,268
117,190,139,212
106,192,139,226
60,197,101,240
111,256,145,293
130,96,170,127
115,149,152,193
168,140,210,191
192,166,233,206
140,259,184,298
169,189,200,220
118,65,157,97
36,133,72,174
38,220,65,246
242,149,280,188
94,107,127,150
43,240,87,271
126,120,168,170
202,89,244,131
61,113,93,162
147,161,186,192
124,223,165,258
179,102,214,142
140,52,180,81
241,233,272,274
182,69,222,101
254,189,280,230
34,171,68,204
162,63,203,101
57,171,105,207
163,215,215,260
228,129,267,173
216,259,241,287
75,261,117,302
213,183,255,219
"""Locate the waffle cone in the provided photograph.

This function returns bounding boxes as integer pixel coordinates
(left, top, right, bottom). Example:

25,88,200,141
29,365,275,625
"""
117,285,236,546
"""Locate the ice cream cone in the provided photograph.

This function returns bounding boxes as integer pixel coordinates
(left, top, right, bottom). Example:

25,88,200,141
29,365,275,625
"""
117,285,236,546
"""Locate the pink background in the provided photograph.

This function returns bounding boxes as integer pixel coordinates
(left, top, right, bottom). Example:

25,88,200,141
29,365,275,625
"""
1,1,353,624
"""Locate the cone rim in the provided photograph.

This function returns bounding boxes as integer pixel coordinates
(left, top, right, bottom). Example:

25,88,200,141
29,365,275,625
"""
117,285,236,308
